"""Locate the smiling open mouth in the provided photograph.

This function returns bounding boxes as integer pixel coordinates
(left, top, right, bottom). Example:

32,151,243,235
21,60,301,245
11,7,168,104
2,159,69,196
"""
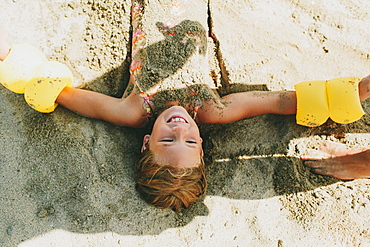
167,116,188,123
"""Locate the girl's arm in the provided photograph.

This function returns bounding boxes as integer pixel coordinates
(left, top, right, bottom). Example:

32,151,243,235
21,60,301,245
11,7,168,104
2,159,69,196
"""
0,25,146,128
196,90,297,124
56,87,147,128
197,75,370,125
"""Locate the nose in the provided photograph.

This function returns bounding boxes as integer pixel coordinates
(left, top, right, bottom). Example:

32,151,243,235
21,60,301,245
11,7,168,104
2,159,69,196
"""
172,125,187,135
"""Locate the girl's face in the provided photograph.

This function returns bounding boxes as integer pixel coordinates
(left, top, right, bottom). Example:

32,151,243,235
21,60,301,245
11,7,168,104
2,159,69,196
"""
141,106,203,168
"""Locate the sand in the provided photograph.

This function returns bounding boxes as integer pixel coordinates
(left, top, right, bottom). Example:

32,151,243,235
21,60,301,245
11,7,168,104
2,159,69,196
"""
1,0,370,246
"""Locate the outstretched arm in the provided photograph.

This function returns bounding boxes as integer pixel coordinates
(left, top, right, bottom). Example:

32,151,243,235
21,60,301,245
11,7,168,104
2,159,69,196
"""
0,25,147,128
56,86,147,128
196,90,297,124
197,75,370,125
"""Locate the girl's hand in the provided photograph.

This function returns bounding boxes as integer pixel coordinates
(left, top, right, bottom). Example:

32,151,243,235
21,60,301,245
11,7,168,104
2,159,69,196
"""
359,74,370,101
0,24,11,61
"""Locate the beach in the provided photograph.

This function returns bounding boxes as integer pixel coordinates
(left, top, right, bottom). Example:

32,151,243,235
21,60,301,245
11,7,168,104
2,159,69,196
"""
1,0,370,246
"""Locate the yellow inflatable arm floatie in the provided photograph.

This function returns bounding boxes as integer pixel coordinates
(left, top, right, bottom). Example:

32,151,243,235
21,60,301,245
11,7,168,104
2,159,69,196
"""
24,61,73,113
294,77,365,127
327,77,364,124
294,80,329,127
0,43,47,94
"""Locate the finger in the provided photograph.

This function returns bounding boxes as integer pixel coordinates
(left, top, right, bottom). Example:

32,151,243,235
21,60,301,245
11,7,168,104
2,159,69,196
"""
310,167,331,177
301,149,331,160
304,161,322,168
319,141,365,156
318,140,348,154
311,167,353,180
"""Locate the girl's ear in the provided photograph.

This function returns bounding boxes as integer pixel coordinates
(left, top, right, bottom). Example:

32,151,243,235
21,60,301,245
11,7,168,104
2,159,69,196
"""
141,134,150,153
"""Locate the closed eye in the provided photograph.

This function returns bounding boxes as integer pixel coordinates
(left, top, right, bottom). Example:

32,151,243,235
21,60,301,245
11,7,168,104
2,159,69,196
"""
186,141,197,144
160,139,173,142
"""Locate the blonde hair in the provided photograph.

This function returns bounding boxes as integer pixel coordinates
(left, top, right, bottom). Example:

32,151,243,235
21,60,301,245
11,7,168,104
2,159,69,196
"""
136,150,207,211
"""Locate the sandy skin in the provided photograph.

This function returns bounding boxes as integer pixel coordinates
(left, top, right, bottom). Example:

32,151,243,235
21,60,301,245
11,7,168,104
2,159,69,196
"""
302,141,370,180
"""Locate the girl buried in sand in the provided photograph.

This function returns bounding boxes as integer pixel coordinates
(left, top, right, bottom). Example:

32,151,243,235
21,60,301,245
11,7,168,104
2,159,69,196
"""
1,21,370,210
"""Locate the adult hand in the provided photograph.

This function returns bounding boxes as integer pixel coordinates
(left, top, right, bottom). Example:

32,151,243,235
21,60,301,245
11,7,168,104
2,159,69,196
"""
301,140,370,179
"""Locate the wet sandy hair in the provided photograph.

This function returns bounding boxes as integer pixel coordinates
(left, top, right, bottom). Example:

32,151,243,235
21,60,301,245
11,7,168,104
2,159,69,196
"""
136,149,207,211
